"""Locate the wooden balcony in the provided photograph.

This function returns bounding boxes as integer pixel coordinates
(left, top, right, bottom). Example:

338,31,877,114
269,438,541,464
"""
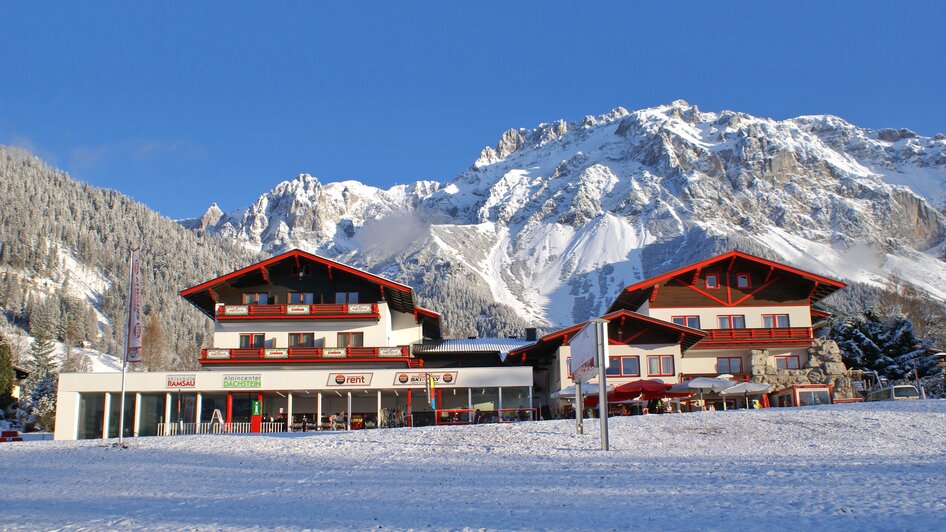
698,327,813,347
215,303,380,321
199,345,421,367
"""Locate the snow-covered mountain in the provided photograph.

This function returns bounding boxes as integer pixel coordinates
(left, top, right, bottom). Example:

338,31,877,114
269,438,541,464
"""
186,101,946,331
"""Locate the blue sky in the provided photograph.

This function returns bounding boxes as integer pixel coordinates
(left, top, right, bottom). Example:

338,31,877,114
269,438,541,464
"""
1,2,944,219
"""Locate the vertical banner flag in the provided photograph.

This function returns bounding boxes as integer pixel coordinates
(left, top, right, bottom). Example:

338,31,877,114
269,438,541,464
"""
125,248,143,363
426,373,436,409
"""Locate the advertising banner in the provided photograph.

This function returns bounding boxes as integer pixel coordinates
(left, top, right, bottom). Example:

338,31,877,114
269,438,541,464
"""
223,374,262,389
166,374,196,388
124,248,143,363
327,373,373,386
393,371,458,387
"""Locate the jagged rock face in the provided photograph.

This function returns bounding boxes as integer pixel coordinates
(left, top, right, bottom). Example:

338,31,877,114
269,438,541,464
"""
188,101,946,330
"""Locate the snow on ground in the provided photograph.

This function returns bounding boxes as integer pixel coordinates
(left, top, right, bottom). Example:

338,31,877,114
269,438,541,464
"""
3,401,945,530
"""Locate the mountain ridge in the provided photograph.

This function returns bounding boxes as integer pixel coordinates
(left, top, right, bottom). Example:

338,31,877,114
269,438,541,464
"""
185,101,946,332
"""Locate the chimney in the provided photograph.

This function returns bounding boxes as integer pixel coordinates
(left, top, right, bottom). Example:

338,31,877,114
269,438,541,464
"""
525,328,538,341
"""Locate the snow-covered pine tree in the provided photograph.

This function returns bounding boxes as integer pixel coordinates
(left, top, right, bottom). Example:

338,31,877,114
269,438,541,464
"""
830,310,940,380
0,337,14,408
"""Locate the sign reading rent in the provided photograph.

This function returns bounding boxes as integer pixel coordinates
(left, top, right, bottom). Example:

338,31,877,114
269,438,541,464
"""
223,374,262,389
327,373,373,386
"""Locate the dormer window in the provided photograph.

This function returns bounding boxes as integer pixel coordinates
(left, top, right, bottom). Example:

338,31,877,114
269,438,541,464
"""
335,292,359,304
241,292,269,305
705,274,720,289
736,274,750,289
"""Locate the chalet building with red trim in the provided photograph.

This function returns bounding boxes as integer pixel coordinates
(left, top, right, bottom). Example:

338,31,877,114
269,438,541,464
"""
54,250,534,440
511,250,851,410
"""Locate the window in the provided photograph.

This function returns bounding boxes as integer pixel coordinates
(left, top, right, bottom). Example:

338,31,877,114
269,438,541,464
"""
606,356,641,377
798,390,830,406
672,316,701,329
717,315,746,329
775,356,800,370
705,274,720,289
288,333,316,348
239,334,265,349
335,292,359,304
762,314,791,328
736,274,750,289
716,357,743,374
241,292,269,305
647,355,674,376
288,292,314,304
337,332,364,348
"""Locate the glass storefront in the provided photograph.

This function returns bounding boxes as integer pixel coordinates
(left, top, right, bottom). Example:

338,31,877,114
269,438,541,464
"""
201,393,228,423
138,393,166,437
107,393,136,438
77,393,105,440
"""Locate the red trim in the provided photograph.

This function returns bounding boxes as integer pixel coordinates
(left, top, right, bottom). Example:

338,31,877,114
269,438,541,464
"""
716,314,746,329
611,250,846,311
180,249,413,297
774,355,801,370
807,281,820,301
415,307,441,318
730,277,780,306
226,393,233,424
606,355,641,377
646,355,675,377
705,273,720,290
216,303,380,321
716,356,743,374
678,279,729,306
735,273,751,289
649,284,659,302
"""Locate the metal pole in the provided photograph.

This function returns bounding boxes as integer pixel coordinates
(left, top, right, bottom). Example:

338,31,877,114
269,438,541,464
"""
346,391,352,430
575,381,583,435
595,320,609,451
118,250,135,447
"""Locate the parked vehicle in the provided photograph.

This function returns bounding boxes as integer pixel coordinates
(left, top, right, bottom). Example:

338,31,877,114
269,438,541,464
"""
866,384,920,401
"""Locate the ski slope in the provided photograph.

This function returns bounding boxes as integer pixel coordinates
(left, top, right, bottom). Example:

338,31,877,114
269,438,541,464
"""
2,400,944,530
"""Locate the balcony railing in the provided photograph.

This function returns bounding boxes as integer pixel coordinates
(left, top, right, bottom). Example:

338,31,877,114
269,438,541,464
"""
200,345,414,364
701,327,813,344
215,303,380,321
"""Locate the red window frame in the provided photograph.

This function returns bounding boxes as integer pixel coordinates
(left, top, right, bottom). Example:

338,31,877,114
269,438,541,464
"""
241,292,269,305
705,273,720,289
606,356,641,377
762,314,791,328
716,356,743,374
717,315,747,329
775,355,800,370
647,355,675,377
735,273,751,289
288,332,316,348
337,332,364,348
239,333,265,349
671,315,701,329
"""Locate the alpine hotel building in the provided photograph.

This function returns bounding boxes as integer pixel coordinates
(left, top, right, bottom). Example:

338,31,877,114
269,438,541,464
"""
55,249,846,440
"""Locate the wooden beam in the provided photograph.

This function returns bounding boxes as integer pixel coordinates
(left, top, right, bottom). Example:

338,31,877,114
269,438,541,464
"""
649,284,660,303
207,288,216,302
807,281,820,301
260,266,270,284
731,277,781,306
691,267,702,284
727,255,737,271
764,265,775,283
327,265,333,280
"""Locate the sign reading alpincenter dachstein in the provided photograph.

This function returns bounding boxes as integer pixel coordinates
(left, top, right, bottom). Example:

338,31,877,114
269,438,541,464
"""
223,374,262,389
569,320,608,383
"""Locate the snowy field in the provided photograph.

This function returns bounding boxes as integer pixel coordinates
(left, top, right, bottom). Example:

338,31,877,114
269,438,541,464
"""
2,401,945,531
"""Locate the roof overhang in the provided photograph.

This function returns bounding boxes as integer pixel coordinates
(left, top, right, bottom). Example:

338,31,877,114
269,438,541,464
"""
608,250,847,313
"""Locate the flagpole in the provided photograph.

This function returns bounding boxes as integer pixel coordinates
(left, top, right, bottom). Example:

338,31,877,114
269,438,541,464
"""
118,250,133,447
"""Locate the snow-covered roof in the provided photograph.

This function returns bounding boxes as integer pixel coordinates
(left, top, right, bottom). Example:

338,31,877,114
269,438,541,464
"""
413,338,535,355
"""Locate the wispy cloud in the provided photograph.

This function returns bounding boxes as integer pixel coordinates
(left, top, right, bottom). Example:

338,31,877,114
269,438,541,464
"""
68,138,209,171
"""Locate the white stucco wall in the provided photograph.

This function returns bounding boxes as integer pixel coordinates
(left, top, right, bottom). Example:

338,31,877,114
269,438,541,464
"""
645,305,812,329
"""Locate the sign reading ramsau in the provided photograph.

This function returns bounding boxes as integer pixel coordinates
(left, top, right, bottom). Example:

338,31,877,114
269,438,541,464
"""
223,374,262,389
166,374,196,388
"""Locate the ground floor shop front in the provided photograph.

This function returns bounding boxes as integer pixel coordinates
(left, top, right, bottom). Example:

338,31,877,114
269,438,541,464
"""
55,367,533,440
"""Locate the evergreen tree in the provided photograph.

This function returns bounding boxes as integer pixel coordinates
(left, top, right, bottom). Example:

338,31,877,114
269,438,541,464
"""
831,309,939,380
0,337,14,408
17,370,57,431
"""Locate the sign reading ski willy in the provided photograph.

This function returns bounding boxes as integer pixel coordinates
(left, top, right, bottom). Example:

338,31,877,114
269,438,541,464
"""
125,248,143,363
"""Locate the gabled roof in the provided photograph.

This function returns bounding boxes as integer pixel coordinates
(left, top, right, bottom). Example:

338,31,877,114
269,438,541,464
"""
508,309,708,362
608,250,847,312
180,249,442,338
